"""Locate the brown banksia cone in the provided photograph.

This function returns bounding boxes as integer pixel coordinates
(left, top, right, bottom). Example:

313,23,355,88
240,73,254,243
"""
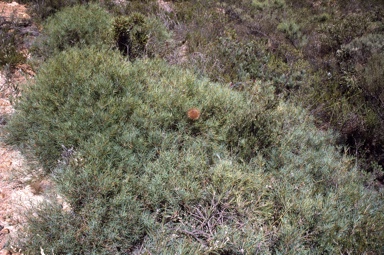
187,108,200,120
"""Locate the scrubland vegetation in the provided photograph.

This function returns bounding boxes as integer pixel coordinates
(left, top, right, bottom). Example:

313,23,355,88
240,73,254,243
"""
1,0,384,253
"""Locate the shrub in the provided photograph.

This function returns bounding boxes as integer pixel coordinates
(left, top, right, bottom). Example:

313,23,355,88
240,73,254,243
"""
211,35,267,82
277,20,307,48
145,16,173,58
31,3,113,58
362,52,384,105
319,13,371,54
308,32,384,170
7,47,131,170
113,13,171,60
113,13,149,60
7,47,384,254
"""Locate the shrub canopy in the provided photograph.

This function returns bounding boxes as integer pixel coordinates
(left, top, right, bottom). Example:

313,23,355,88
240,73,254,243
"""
7,47,384,254
32,4,113,58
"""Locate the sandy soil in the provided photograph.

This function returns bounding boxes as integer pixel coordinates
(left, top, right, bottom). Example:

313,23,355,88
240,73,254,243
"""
0,2,46,254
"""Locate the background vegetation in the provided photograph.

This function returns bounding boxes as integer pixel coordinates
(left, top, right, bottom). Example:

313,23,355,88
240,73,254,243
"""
2,0,384,254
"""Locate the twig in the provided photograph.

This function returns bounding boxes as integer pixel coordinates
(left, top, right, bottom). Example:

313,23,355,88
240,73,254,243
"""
176,228,207,245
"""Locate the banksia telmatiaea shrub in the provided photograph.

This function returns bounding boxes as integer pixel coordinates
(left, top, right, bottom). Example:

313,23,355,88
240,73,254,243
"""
7,17,384,253
31,3,112,59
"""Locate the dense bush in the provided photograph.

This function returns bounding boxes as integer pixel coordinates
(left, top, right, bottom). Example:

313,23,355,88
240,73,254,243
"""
113,13,149,60
3,0,384,253
113,12,171,60
31,3,113,58
307,30,384,169
7,47,384,254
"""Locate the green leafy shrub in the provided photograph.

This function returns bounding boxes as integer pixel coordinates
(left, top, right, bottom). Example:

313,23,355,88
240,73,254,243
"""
7,47,131,170
337,33,384,68
32,3,113,58
7,47,384,254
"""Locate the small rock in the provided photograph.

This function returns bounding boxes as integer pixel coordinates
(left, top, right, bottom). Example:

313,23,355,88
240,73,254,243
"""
0,228,9,234
0,249,11,255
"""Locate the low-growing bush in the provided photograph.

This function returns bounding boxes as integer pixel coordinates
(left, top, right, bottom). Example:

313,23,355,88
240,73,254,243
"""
7,47,384,254
31,3,113,58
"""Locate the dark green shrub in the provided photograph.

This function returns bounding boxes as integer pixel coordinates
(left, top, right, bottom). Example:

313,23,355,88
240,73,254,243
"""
113,13,149,60
337,33,384,68
189,34,265,83
32,3,113,58
251,0,286,10
112,14,171,59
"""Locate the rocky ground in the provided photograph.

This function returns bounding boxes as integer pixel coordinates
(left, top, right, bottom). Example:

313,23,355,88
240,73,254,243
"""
0,2,48,254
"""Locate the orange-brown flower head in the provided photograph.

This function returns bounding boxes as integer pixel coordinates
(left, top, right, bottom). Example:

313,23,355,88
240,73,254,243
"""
187,108,201,120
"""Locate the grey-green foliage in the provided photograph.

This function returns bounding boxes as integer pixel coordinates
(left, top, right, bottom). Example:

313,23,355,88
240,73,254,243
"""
32,3,113,58
263,105,384,253
145,16,172,58
7,47,384,254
